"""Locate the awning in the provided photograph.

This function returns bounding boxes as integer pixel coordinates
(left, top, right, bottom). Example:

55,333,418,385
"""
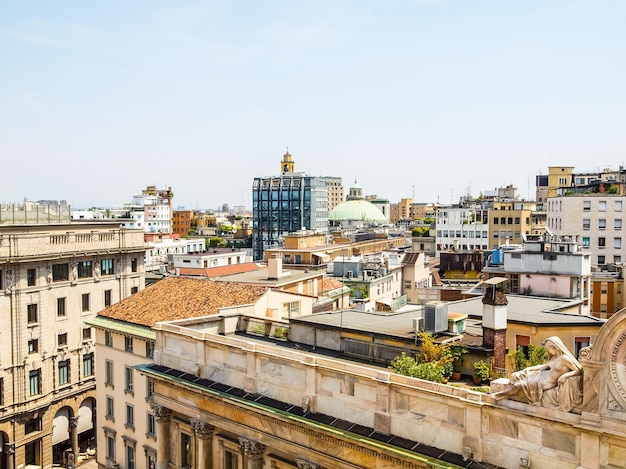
52,408,70,445
312,253,330,263
77,400,94,434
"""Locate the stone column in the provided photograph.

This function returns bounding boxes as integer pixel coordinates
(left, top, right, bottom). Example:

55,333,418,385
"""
238,437,266,469
190,418,214,469
152,404,172,469
69,416,79,466
4,442,15,469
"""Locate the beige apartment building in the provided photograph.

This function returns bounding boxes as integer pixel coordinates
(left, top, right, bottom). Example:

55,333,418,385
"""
487,201,536,249
547,194,626,266
0,222,145,469
87,276,318,469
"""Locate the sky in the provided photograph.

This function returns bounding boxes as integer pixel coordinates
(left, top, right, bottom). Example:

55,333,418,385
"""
1,1,625,210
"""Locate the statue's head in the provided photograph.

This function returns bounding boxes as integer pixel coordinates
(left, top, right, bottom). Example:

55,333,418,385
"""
544,339,561,356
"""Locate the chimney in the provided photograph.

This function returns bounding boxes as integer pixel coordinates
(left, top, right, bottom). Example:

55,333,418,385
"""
268,256,282,280
482,278,508,371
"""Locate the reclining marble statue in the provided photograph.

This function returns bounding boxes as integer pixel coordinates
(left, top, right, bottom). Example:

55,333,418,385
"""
492,336,583,412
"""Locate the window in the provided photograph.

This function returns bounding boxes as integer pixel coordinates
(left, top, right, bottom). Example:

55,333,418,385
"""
125,404,134,428
25,418,41,434
615,238,622,249
78,261,92,278
27,304,38,323
83,353,94,377
58,359,69,385
598,255,606,265
125,366,134,393
582,200,591,211
147,413,156,436
599,237,606,248
131,286,139,295
106,396,114,419
616,256,623,263
616,219,623,230
105,360,114,386
181,433,192,469
582,237,590,247
583,219,590,230
82,293,90,312
106,434,115,461
616,201,623,212
105,330,113,347
0,378,4,406
125,336,133,353
146,341,154,358
575,337,590,358
599,219,607,229
28,339,39,354
57,297,66,317
101,258,114,276
104,289,112,307
52,263,69,281
147,378,154,399
131,257,138,272
29,369,41,395
224,449,239,469
27,268,36,286
515,335,531,359
599,201,607,212
82,327,92,341
24,440,41,466
282,301,300,319
126,444,136,469
58,333,68,348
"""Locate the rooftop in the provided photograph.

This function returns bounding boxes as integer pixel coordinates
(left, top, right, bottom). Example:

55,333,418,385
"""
176,262,263,278
97,276,268,327
212,265,324,287
292,295,604,345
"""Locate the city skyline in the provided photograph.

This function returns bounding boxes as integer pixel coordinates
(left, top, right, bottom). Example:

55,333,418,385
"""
2,1,625,209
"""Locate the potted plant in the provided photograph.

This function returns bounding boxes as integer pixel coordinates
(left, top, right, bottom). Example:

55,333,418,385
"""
447,345,467,380
473,360,490,385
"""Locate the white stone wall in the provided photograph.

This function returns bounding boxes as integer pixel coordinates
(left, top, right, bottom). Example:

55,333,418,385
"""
151,323,623,469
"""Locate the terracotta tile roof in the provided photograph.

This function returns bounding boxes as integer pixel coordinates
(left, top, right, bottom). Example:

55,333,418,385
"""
322,277,345,292
99,276,268,327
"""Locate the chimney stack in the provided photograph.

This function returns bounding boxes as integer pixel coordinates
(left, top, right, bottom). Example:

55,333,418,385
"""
268,256,283,280
482,277,508,371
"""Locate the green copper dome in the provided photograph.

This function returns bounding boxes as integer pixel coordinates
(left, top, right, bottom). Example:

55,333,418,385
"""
328,200,388,223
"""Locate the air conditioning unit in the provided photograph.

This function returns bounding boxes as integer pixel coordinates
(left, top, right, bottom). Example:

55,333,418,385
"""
413,317,424,332
424,302,448,333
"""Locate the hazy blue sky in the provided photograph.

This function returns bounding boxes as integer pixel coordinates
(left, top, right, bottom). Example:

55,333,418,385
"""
2,1,625,209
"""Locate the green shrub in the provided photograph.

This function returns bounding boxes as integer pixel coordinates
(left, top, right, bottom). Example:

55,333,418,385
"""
274,326,288,339
473,360,490,381
508,344,547,371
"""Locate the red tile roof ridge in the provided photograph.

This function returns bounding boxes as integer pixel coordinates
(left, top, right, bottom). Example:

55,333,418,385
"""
99,276,269,327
